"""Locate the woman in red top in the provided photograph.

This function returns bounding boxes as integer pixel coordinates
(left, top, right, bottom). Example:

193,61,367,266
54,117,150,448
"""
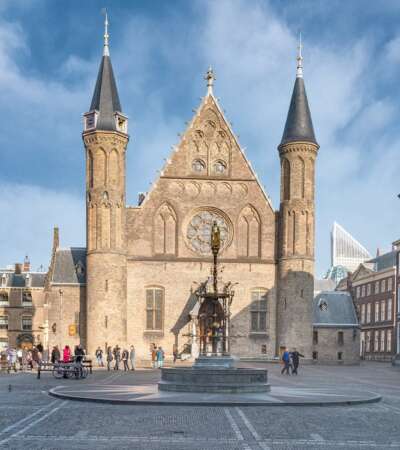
63,345,71,363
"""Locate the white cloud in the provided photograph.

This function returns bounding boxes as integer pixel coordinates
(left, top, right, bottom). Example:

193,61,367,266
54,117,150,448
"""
0,183,84,269
0,1,398,277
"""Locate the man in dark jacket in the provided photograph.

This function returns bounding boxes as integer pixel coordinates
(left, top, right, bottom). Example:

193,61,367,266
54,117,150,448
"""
290,348,304,375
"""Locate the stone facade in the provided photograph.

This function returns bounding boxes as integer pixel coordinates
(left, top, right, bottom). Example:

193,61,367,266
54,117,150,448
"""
312,291,360,365
45,38,324,362
312,327,360,365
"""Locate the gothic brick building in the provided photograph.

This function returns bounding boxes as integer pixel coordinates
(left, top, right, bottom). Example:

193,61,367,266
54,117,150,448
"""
45,24,320,361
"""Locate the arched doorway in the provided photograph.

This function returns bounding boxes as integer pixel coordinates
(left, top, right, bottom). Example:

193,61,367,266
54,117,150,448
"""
198,298,225,355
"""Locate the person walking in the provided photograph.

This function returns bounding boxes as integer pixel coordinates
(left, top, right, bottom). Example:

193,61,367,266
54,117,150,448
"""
290,348,304,375
151,344,157,369
113,346,121,370
156,347,164,369
106,346,113,371
129,345,135,371
122,349,129,371
17,348,23,370
31,346,40,368
7,348,17,373
51,346,60,364
63,345,71,363
26,350,33,370
281,348,291,375
75,345,85,363
95,347,104,367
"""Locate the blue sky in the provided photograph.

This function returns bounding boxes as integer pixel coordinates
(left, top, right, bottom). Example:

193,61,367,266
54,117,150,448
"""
0,0,399,276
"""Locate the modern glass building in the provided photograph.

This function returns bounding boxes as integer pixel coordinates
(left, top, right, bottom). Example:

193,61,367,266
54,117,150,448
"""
324,222,371,285
331,222,371,272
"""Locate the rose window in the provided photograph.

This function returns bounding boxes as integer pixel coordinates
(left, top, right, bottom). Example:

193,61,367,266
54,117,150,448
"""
186,210,230,254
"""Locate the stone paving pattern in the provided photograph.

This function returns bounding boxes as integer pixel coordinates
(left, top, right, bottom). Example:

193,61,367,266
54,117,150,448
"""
0,362,399,449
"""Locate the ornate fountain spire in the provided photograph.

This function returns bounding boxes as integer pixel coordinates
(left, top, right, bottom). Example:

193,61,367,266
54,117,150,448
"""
211,221,221,294
103,9,109,56
296,32,303,78
205,66,216,95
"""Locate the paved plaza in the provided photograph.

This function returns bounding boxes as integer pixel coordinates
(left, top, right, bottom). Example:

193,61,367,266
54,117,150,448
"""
0,362,398,449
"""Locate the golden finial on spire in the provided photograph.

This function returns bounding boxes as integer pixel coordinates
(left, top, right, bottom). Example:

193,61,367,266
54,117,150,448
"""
205,66,216,95
102,9,109,56
296,32,303,78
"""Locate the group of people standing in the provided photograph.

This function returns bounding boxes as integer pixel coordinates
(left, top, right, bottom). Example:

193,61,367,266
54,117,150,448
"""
2,343,44,372
50,344,85,364
281,348,304,375
150,344,165,368
96,345,136,371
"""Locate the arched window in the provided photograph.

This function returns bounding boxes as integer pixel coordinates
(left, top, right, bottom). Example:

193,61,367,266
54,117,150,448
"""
237,205,260,258
250,289,268,332
282,158,290,201
146,287,164,331
213,160,227,174
108,150,119,185
192,159,206,173
299,157,305,198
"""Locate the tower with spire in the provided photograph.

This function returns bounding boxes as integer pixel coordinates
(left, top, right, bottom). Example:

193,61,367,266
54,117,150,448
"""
82,12,129,354
276,37,319,357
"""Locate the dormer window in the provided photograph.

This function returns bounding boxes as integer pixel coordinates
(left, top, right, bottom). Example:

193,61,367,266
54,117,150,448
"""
75,261,85,276
319,300,328,311
84,111,98,131
115,113,128,133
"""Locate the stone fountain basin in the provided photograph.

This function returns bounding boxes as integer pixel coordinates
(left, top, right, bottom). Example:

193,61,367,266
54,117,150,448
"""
158,367,270,393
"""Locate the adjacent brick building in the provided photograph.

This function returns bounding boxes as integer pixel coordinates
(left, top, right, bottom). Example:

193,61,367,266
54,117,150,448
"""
0,259,47,350
338,249,397,361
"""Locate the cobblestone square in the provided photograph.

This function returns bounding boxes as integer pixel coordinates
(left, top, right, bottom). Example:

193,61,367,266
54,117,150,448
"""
0,363,398,449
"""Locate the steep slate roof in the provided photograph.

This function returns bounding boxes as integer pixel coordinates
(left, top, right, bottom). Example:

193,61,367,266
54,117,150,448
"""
313,291,358,327
367,251,396,272
0,272,46,288
89,54,122,131
51,248,86,284
280,77,317,146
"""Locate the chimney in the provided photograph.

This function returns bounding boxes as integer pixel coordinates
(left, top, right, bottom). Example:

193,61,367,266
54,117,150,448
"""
14,263,22,275
23,255,30,272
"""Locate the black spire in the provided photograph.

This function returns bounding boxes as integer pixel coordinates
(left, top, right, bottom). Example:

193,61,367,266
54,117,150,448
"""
89,56,122,131
280,39,317,146
88,13,122,132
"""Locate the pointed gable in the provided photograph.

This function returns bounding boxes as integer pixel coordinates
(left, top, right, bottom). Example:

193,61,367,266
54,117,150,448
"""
158,93,273,211
351,263,374,282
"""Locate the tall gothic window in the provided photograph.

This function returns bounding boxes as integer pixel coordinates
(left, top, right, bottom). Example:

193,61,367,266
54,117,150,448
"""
88,151,94,188
146,288,164,331
250,289,267,332
282,158,290,201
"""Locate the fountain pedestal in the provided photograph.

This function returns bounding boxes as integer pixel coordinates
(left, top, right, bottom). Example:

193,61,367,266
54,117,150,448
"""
158,221,269,394
158,357,270,393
